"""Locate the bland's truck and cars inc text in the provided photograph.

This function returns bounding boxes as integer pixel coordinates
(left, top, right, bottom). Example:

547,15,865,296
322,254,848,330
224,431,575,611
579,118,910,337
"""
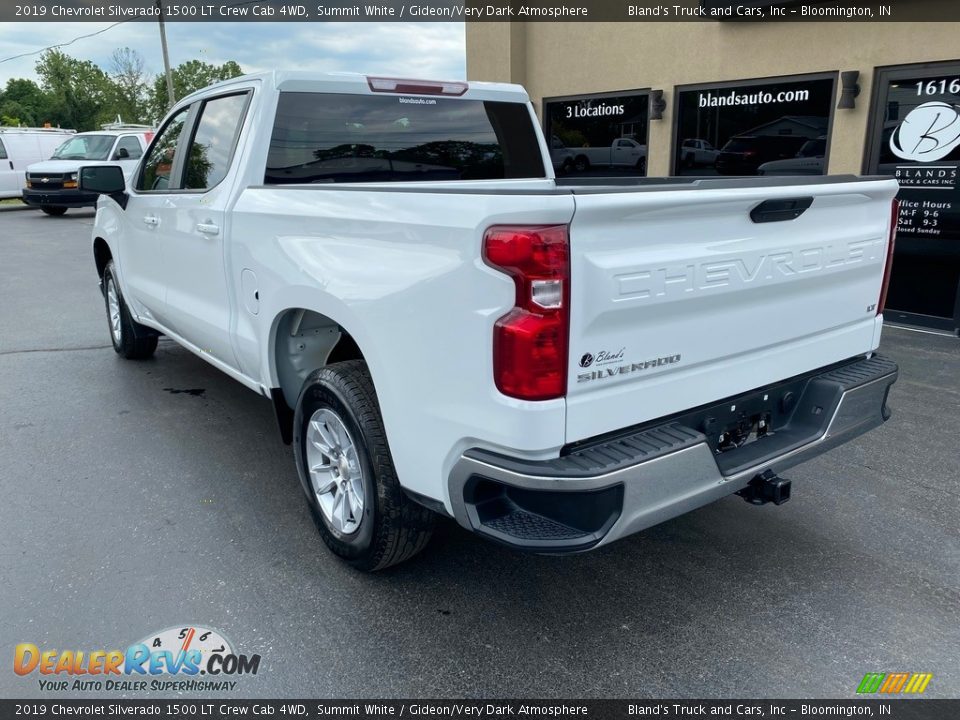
80,71,899,571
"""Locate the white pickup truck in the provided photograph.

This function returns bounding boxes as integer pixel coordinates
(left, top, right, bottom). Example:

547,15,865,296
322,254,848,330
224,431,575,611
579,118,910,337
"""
80,72,900,571
572,137,647,173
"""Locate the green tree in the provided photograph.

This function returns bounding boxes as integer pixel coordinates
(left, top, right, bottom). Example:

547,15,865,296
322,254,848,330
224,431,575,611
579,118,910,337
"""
108,47,149,125
35,49,115,130
0,78,51,127
147,59,243,122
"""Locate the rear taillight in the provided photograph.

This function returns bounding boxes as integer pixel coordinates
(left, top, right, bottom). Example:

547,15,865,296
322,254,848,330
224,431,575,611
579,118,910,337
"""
878,198,899,316
366,76,468,96
483,225,570,401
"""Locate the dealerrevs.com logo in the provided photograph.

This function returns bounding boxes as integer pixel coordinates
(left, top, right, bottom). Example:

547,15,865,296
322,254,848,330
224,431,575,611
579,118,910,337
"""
14,625,261,693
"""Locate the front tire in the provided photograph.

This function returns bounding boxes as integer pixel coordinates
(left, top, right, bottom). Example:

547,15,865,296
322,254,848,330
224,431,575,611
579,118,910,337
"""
41,206,67,216
294,360,434,571
103,261,158,360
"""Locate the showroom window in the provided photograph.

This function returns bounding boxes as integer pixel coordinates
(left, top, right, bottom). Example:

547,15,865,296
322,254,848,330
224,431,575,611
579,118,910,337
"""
864,61,960,332
542,90,650,177
672,73,836,177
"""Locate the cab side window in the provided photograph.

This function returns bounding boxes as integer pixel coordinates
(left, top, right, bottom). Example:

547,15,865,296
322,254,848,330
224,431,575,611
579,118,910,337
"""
114,136,143,160
0,138,7,160
183,93,249,191
137,107,190,192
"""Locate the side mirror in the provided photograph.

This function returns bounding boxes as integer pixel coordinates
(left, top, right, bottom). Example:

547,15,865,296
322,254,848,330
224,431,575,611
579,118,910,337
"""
79,165,128,208
114,147,130,159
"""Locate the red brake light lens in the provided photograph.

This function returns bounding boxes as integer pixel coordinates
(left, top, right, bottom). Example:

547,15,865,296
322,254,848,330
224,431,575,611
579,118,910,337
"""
366,77,468,96
483,225,569,401
878,198,899,316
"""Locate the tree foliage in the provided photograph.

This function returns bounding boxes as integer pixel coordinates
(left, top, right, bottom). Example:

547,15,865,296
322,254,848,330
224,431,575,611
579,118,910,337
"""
0,78,49,126
35,49,115,130
147,59,243,122
108,48,150,125
0,50,242,130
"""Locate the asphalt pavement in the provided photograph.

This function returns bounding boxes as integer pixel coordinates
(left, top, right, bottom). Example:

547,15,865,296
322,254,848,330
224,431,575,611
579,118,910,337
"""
1,207,958,699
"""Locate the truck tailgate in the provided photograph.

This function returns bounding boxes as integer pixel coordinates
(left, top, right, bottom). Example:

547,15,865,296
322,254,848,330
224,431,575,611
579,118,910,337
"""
565,178,899,443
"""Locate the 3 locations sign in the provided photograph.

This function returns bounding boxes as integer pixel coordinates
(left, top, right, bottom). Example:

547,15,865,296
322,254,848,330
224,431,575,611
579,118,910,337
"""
866,62,960,329
673,74,835,177
543,91,649,177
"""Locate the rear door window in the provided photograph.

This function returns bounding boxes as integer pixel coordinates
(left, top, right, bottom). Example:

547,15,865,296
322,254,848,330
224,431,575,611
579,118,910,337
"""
183,92,250,190
265,92,546,184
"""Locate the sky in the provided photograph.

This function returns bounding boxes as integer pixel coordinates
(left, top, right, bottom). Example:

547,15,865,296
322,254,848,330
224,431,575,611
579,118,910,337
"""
0,21,466,86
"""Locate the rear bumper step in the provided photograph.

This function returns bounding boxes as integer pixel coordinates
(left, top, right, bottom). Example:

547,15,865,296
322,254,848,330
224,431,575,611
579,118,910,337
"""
448,354,898,553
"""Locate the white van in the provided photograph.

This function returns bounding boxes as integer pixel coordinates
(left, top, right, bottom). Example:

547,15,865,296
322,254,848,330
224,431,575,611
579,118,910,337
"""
0,127,77,199
22,124,153,215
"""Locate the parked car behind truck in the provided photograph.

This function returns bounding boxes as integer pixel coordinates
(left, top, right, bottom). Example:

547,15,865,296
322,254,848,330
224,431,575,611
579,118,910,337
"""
757,136,828,176
715,134,809,175
80,72,899,570
23,123,153,215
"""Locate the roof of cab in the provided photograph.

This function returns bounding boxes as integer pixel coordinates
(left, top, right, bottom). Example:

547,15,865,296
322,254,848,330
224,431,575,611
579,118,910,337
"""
176,70,529,106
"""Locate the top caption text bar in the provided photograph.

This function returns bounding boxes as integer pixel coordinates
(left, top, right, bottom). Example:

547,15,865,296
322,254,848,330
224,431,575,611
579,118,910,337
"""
7,0,960,22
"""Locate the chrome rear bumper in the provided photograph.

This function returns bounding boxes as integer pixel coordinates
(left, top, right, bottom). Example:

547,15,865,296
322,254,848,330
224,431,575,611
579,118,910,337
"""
448,355,898,553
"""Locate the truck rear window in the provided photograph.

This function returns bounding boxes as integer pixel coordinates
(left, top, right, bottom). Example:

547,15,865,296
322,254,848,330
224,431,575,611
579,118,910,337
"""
265,92,546,184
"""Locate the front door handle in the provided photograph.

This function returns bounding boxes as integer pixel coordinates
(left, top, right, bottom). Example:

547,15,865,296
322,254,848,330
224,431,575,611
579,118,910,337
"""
196,222,220,236
142,215,159,226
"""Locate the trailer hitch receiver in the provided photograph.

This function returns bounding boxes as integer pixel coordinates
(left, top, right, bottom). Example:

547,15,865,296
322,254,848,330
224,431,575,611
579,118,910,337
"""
738,469,791,506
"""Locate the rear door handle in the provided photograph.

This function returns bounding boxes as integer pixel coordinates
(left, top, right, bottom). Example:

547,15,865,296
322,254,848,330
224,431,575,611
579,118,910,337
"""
196,222,220,236
142,215,159,226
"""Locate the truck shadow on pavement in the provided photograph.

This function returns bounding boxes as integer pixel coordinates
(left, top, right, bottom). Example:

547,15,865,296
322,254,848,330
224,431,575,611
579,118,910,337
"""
79,331,959,697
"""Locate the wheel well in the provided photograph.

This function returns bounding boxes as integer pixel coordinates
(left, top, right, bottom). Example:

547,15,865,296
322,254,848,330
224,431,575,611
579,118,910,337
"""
93,238,112,279
273,309,364,412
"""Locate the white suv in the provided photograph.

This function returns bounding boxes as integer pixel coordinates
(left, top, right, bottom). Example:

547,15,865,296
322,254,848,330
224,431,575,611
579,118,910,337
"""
22,123,154,215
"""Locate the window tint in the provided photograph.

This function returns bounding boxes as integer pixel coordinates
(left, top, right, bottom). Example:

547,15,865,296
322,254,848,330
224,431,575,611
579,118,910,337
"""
265,92,546,184
138,107,190,192
184,93,248,190
0,138,6,159
114,136,143,160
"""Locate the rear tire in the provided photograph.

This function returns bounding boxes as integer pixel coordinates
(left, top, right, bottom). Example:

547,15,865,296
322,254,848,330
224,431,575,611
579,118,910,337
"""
293,360,435,571
41,206,67,216
103,261,158,360
573,155,590,172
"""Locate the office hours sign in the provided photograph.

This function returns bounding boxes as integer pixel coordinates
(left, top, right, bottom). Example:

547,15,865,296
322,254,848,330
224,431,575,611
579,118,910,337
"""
866,63,960,328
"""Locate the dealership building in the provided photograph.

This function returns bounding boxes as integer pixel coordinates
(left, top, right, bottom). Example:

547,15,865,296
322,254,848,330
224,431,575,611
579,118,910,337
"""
466,7,960,334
